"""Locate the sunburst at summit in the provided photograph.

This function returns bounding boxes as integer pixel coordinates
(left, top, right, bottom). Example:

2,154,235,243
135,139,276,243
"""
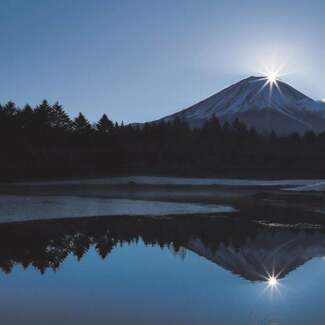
156,74,325,134
260,65,284,89
265,70,280,85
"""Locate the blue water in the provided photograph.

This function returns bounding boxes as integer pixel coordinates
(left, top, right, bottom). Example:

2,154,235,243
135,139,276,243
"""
0,216,324,325
0,177,325,324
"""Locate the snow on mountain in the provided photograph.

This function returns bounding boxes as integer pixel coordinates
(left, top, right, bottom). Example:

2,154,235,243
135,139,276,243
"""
186,227,325,282
157,76,325,134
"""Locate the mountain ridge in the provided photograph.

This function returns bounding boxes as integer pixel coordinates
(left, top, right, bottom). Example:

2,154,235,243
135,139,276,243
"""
186,228,325,282
155,76,325,134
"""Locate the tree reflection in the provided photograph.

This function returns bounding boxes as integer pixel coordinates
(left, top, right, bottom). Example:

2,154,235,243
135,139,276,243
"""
0,215,324,281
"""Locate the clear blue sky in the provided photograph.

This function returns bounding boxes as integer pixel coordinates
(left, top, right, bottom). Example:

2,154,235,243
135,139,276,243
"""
1,0,324,123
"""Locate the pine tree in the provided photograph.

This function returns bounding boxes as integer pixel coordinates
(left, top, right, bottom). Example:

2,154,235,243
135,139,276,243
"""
18,104,34,130
34,100,52,129
0,102,18,130
50,102,73,130
73,113,92,134
96,114,114,133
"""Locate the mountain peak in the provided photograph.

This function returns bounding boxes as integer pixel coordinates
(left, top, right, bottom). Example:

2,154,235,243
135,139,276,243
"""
245,75,264,80
157,75,325,134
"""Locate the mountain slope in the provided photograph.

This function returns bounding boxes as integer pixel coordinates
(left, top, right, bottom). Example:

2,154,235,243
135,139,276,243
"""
157,76,325,134
186,227,325,282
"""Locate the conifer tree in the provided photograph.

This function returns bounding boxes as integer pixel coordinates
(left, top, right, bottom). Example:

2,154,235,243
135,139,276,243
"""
51,102,73,130
96,114,113,133
73,113,92,134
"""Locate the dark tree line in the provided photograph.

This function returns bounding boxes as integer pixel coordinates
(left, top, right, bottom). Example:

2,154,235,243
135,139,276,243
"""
0,214,304,274
1,100,325,180
0,213,321,275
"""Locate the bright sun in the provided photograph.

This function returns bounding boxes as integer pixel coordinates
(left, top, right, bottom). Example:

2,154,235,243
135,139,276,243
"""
266,71,279,84
267,275,278,287
260,63,285,90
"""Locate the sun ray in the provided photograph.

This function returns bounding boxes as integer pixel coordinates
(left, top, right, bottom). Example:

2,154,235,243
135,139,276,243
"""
267,275,278,287
256,63,288,101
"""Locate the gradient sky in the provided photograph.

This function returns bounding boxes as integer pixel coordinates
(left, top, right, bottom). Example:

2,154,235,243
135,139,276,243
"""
1,0,325,123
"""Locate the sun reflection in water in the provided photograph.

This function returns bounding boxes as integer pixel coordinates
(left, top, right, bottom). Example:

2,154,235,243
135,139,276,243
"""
262,272,284,297
267,275,279,288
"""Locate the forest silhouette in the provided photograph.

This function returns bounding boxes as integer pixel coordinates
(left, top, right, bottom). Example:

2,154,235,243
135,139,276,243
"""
0,215,252,274
0,214,323,281
1,100,325,179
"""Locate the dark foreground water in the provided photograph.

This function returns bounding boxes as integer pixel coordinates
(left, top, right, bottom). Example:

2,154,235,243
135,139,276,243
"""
1,215,325,324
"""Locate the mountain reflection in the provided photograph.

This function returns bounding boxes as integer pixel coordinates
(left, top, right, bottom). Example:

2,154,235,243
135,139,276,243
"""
0,215,324,282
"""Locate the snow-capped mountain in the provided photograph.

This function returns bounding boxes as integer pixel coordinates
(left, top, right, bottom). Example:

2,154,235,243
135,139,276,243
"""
157,76,325,134
186,227,325,282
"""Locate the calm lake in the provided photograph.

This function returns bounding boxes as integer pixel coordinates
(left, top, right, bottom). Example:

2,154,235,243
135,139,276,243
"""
1,177,325,324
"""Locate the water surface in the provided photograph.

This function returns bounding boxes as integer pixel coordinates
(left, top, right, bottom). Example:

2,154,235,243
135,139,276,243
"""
1,176,325,324
0,216,325,324
0,195,234,223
